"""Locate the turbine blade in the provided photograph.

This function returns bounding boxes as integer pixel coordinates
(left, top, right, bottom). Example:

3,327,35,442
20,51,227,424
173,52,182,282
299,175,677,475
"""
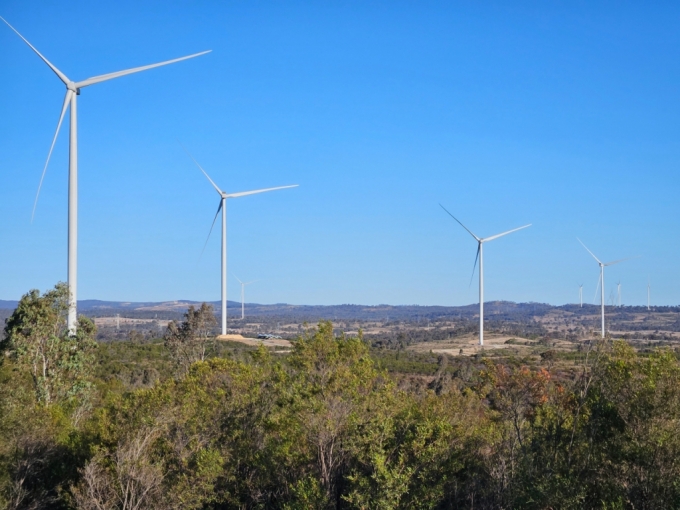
200,200,222,258
244,280,260,285
577,238,602,265
483,224,532,242
74,50,211,89
0,16,70,85
226,185,299,198
178,141,222,195
233,274,243,284
604,256,640,267
439,204,480,241
32,90,73,221
469,244,480,288
593,273,601,304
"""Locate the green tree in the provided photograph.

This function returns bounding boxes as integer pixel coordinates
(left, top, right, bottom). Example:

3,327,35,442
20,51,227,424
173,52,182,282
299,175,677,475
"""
2,282,97,406
164,303,217,372
586,341,680,508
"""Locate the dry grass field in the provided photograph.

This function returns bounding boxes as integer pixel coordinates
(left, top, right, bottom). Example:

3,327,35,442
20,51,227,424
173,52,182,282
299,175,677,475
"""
408,333,539,356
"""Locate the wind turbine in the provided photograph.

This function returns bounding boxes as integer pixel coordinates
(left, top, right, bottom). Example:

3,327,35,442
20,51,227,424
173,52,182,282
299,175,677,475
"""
617,281,622,307
234,275,259,320
579,284,583,308
440,204,531,346
183,146,298,336
577,238,635,338
1,16,210,333
647,280,651,311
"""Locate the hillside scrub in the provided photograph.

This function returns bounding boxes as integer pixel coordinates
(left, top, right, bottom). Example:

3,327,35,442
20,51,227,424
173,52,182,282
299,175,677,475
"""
3,290,680,507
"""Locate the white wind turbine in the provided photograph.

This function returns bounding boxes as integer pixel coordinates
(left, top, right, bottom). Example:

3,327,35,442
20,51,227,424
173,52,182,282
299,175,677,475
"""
608,289,617,307
647,280,651,311
617,281,622,307
1,16,210,333
440,205,531,346
234,275,259,320
579,284,583,308
183,147,297,336
578,238,636,338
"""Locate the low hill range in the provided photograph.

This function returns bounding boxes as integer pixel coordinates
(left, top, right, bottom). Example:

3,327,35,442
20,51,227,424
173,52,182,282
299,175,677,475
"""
2,299,679,334
2,298,572,321
1,298,679,319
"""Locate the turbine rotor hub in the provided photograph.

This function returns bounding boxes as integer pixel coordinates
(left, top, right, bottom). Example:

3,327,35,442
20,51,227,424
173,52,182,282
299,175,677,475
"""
66,82,80,94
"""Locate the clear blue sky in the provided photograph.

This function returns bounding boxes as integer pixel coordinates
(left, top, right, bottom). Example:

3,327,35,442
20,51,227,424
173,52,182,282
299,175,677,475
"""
1,1,678,307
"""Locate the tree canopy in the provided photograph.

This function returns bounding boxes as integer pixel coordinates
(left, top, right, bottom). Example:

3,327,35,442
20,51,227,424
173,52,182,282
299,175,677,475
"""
3,287,680,508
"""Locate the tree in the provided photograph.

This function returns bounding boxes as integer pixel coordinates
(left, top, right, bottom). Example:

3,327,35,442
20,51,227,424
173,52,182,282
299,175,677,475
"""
164,303,217,372
2,282,97,406
72,425,165,510
586,341,680,508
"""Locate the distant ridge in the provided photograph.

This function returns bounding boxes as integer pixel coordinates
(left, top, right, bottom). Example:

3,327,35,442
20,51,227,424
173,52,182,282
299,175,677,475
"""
0,299,230,312
0,299,571,322
1,299,675,322
78,299,213,310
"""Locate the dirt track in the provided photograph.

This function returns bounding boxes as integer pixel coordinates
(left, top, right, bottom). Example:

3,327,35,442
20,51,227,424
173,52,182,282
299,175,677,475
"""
216,334,292,348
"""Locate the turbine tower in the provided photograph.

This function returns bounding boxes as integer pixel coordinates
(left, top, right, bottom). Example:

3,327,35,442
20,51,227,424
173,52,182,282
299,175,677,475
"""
234,275,258,320
617,281,621,307
1,16,210,333
440,204,531,346
579,284,583,308
183,146,297,336
647,280,651,311
578,238,635,338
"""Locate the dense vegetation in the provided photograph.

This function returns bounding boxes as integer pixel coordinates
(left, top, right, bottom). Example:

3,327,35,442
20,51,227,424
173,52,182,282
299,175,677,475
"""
3,285,680,508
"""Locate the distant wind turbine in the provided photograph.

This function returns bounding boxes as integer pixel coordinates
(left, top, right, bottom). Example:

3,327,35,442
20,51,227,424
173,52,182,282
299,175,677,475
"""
609,289,617,307
440,204,531,346
648,280,651,311
579,284,583,308
1,16,210,333
617,281,622,307
182,145,298,336
234,275,259,320
578,238,636,338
